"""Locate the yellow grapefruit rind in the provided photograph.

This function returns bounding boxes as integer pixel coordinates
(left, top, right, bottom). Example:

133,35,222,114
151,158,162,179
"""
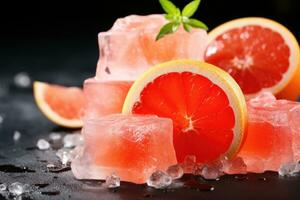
122,60,247,160
206,17,300,100
33,81,83,128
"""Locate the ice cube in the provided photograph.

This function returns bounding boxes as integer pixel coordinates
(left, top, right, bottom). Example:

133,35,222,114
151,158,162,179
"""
181,155,197,174
8,182,30,196
83,78,133,119
147,170,172,189
56,148,75,165
0,183,7,191
200,161,223,180
238,92,298,173
166,164,184,180
71,114,177,184
95,14,207,81
49,132,62,141
222,157,247,175
37,139,50,150
14,72,31,88
278,162,300,177
13,131,21,141
105,173,121,188
63,133,83,148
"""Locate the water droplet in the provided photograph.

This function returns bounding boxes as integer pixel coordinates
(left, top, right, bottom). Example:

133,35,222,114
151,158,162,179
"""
13,131,21,141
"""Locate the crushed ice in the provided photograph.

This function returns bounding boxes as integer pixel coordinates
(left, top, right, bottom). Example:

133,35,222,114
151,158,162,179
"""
56,148,75,165
49,132,62,141
279,162,300,177
63,133,83,148
36,139,50,150
0,183,7,192
13,131,21,141
105,173,121,188
166,164,184,180
14,72,31,88
8,182,31,196
147,170,172,189
181,155,197,174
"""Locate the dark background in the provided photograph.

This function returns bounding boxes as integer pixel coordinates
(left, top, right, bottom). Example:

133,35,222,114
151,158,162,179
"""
0,0,299,86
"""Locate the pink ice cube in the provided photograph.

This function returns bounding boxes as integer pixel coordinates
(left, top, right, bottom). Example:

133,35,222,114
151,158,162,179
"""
96,14,208,81
83,78,133,119
238,92,300,173
71,114,177,184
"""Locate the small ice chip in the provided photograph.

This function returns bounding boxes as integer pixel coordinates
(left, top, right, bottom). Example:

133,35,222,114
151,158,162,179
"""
105,173,120,188
166,164,184,180
147,170,172,189
37,139,50,150
0,183,7,191
279,162,300,177
56,148,74,165
49,132,62,141
14,72,31,88
47,164,55,169
181,155,197,174
13,131,21,141
200,162,224,180
63,133,83,148
8,182,30,196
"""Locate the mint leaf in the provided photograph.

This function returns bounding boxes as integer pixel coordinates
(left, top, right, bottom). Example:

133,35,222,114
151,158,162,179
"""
183,23,191,32
182,0,201,17
159,0,178,15
188,18,208,30
156,22,179,41
164,14,174,21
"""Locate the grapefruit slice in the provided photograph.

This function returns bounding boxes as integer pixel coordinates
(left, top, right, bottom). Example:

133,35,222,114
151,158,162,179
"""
204,17,300,100
33,81,84,128
122,60,247,163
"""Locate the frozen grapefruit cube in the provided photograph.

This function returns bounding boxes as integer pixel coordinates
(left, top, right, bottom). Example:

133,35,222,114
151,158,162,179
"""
71,114,177,184
96,14,208,81
83,78,133,119
238,92,299,173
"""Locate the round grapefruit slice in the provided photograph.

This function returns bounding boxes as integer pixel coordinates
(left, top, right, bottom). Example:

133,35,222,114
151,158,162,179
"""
33,81,84,128
204,17,300,100
122,60,247,163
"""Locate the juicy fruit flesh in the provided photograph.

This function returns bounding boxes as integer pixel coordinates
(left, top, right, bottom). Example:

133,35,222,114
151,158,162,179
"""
44,85,84,119
72,114,177,184
204,25,290,94
131,72,235,163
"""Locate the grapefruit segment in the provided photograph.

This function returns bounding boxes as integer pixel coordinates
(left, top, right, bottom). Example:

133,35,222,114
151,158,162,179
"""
33,81,84,128
204,17,300,100
122,60,247,163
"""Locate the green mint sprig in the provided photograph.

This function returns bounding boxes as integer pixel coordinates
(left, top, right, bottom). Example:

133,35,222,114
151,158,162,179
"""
156,0,208,41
